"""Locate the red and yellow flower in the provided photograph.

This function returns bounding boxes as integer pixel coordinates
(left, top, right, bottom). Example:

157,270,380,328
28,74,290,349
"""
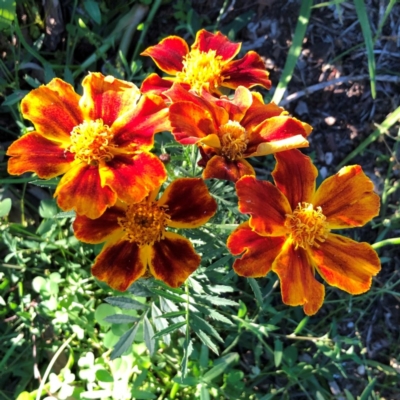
73,178,217,291
227,149,381,315
141,29,271,95
7,73,169,219
166,84,312,182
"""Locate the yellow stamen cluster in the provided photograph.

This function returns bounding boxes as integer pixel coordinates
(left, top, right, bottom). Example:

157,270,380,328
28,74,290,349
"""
177,49,224,92
219,120,248,160
118,201,170,247
285,202,330,249
69,119,115,165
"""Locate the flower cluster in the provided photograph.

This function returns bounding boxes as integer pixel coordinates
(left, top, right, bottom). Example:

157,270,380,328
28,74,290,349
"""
7,30,381,315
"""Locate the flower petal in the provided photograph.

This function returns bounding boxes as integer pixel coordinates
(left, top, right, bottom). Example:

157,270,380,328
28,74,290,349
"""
157,178,217,228
169,101,216,144
112,93,170,149
20,78,82,142
55,163,117,219
92,237,147,291
192,30,241,61
140,73,174,96
248,135,309,158
100,153,167,204
227,222,285,277
222,51,271,90
247,116,312,154
272,149,317,209
149,232,201,287
73,204,126,243
202,155,255,182
7,132,74,179
141,36,189,74
214,86,253,122
272,241,325,316
236,175,291,236
311,233,381,294
80,73,141,126
313,165,380,229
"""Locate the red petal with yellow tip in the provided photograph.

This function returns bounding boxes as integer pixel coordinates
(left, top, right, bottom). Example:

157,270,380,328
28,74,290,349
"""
7,132,74,179
248,116,312,153
222,51,271,90
202,155,255,182
100,153,167,205
240,97,284,132
272,149,317,209
236,176,291,236
214,86,253,121
112,93,170,149
227,222,285,277
313,165,380,229
55,163,117,219
193,30,241,61
158,178,217,228
140,73,174,96
149,232,200,288
169,101,216,144
73,205,126,244
311,233,381,294
272,242,325,316
92,238,147,291
20,79,82,142
80,73,141,126
141,36,189,74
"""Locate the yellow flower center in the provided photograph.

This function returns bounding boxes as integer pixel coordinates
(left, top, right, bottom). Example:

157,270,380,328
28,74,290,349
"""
219,120,248,160
118,201,171,247
69,119,115,165
176,49,224,92
285,202,330,249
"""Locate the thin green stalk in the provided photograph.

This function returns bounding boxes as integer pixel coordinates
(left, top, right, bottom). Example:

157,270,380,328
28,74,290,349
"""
372,238,400,250
272,0,313,105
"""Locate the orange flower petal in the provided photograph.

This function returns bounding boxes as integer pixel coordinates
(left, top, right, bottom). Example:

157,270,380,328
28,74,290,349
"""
73,204,126,244
157,178,217,228
141,36,189,74
214,86,253,122
112,93,169,150
240,96,284,132
311,233,381,294
149,232,200,288
227,222,285,277
7,132,74,179
192,30,241,61
140,73,174,96
222,51,271,90
169,101,217,144
272,149,317,209
100,153,167,205
55,163,117,219
313,165,380,229
248,116,312,154
20,78,82,142
80,73,141,126
202,155,255,182
272,241,325,316
92,237,147,291
236,175,290,236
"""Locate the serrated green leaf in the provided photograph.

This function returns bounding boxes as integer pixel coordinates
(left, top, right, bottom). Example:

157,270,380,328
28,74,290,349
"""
202,352,238,383
143,315,155,355
30,178,60,188
103,314,139,324
155,310,186,319
105,296,148,310
152,321,186,339
151,303,170,346
208,310,233,325
191,314,223,343
110,323,140,359
248,278,263,308
149,288,185,303
195,330,219,355
201,295,238,307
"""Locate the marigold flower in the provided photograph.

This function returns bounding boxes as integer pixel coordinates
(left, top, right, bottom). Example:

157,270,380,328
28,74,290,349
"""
227,149,381,315
73,178,217,291
141,29,271,95
166,83,312,182
7,73,169,219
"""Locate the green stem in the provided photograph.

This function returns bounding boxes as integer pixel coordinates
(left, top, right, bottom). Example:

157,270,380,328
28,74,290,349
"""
372,238,400,250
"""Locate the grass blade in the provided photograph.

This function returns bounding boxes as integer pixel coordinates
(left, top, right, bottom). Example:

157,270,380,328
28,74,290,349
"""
272,0,313,105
